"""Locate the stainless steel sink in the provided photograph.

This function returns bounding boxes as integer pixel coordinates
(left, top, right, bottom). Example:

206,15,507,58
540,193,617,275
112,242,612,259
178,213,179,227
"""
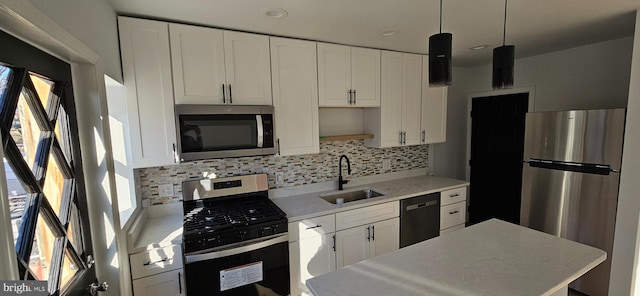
319,188,384,204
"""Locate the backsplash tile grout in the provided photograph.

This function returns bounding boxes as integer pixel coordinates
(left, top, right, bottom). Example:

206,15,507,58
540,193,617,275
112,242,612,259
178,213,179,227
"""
136,140,429,205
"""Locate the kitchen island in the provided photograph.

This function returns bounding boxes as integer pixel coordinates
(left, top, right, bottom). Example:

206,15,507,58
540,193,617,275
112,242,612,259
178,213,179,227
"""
306,219,605,296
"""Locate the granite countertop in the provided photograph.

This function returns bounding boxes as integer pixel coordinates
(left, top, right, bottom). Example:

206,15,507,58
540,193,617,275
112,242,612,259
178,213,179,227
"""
271,175,469,222
306,219,607,296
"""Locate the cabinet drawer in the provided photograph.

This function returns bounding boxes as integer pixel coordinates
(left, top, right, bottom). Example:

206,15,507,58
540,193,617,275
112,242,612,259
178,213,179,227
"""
440,201,466,230
297,215,336,240
440,187,467,206
130,244,183,279
336,201,399,231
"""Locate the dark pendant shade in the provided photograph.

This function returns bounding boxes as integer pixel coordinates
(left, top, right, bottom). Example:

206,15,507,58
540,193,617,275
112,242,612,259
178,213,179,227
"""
428,33,452,87
492,45,515,89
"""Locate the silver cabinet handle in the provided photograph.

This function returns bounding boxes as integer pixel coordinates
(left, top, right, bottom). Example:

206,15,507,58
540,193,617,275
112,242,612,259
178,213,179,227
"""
399,131,403,145
222,84,226,103
348,89,353,104
402,132,406,145
422,130,426,143
305,224,322,230
178,272,182,294
172,143,177,163
366,226,371,241
371,225,375,241
450,193,460,198
449,210,460,215
143,257,169,266
353,89,356,105
228,84,233,104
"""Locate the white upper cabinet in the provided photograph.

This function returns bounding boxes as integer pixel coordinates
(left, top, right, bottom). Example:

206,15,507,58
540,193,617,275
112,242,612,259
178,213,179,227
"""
318,43,380,107
118,16,177,168
270,37,319,156
421,55,448,144
364,51,422,148
169,23,272,105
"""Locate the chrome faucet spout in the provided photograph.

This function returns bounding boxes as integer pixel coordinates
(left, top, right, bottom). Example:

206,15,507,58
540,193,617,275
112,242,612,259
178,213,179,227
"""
338,155,351,190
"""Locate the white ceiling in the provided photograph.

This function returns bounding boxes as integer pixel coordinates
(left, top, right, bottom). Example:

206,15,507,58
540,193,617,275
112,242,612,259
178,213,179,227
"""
108,0,640,67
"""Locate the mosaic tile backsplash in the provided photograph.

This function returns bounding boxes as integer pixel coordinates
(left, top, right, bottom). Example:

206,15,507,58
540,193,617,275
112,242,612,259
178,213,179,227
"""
136,140,429,205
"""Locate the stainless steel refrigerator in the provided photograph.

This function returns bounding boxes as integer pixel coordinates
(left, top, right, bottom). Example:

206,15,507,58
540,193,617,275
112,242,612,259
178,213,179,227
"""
520,108,625,296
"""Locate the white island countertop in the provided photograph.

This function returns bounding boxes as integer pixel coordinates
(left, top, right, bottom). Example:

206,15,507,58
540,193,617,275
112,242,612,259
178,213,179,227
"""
306,219,606,296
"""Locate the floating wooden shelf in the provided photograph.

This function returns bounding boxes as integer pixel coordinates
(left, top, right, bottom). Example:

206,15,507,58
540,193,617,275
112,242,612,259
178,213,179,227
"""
319,134,374,142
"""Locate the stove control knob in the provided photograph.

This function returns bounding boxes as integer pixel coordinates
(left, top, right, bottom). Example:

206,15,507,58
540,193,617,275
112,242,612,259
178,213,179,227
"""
239,231,247,239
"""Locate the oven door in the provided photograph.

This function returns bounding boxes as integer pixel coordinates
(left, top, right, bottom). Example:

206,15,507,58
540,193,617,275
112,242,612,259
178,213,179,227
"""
184,234,290,296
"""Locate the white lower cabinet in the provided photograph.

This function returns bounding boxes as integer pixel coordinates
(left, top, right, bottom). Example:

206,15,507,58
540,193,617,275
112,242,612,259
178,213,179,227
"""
130,244,184,296
335,217,399,268
439,186,468,234
289,202,399,295
289,215,336,296
132,269,185,296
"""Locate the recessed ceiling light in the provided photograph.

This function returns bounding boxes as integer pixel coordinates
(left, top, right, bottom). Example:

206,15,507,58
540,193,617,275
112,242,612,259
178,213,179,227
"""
380,30,398,37
470,45,489,50
262,8,288,19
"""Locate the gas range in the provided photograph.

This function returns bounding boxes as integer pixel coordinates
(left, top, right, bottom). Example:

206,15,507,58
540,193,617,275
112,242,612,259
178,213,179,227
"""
181,174,288,253
182,191,287,254
181,174,290,295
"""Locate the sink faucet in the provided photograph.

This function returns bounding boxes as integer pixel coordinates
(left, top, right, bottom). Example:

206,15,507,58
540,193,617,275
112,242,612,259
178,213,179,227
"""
338,155,351,190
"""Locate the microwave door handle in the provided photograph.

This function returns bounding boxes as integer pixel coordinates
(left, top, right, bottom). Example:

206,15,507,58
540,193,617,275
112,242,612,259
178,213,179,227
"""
256,115,264,148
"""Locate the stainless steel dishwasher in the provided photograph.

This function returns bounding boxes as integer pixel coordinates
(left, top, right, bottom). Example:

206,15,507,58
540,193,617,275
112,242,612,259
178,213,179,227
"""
400,193,440,248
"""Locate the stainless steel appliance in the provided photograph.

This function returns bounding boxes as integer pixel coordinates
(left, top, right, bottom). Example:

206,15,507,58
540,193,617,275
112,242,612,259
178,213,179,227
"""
400,193,440,248
520,108,625,296
175,105,276,161
182,174,289,296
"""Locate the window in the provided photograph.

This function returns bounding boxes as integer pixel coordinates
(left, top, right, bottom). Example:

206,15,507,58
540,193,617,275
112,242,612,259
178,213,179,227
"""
1,35,93,294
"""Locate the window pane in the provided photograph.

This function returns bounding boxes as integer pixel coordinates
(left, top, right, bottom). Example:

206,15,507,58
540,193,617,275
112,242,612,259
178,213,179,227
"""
29,213,56,280
60,249,79,288
13,94,41,168
29,72,53,110
4,160,27,248
0,65,11,98
43,151,66,220
67,204,82,254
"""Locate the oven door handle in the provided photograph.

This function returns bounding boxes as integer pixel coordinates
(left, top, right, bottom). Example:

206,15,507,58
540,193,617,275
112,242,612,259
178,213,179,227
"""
185,234,288,264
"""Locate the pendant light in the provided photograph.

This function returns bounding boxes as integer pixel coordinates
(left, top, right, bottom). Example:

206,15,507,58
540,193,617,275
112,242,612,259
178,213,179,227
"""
428,0,452,86
493,0,515,89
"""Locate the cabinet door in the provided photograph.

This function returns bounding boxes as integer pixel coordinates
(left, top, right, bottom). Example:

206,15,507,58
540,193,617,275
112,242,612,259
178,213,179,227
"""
270,37,319,156
118,17,177,168
370,218,399,258
299,233,336,290
421,55,448,144
336,225,369,268
351,47,380,107
169,23,226,104
379,51,403,147
223,31,272,105
132,269,185,296
318,43,351,106
401,53,423,146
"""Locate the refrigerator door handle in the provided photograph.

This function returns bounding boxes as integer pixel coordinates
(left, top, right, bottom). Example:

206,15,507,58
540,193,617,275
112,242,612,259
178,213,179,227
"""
527,158,612,175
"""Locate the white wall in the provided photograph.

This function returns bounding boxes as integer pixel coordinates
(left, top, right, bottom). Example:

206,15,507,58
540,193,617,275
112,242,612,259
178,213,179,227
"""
610,10,640,296
26,0,122,82
433,36,634,179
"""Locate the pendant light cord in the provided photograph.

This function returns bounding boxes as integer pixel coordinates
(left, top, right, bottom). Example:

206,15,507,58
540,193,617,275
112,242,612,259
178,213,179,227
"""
439,0,443,33
502,0,508,46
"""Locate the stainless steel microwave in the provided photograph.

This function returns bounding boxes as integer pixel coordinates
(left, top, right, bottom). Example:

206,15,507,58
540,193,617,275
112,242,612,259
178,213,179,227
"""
175,105,276,161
